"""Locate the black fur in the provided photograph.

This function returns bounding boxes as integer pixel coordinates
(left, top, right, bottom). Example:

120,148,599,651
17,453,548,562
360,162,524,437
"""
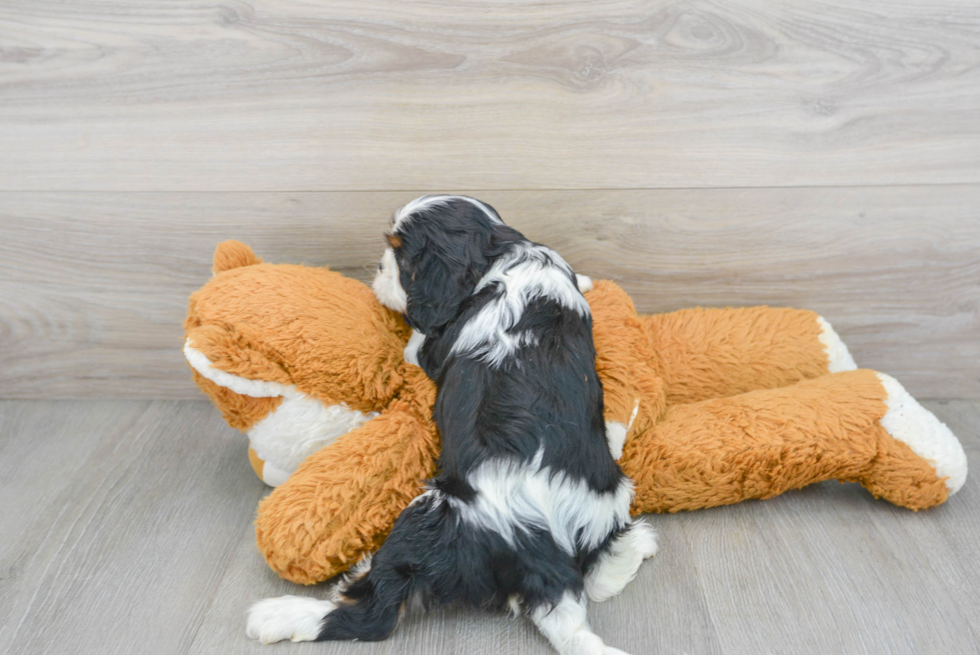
316,197,628,642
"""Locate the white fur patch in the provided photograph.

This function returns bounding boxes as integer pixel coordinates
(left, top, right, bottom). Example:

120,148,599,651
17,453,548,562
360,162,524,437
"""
328,553,374,603
450,243,590,367
585,520,658,603
530,591,627,655
447,449,633,555
248,395,378,475
246,595,335,644
816,316,857,373
604,421,627,460
404,329,426,367
392,195,502,232
877,373,968,494
373,247,408,313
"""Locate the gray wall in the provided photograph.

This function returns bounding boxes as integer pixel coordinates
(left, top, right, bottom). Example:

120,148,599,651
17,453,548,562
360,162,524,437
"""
1,1,978,399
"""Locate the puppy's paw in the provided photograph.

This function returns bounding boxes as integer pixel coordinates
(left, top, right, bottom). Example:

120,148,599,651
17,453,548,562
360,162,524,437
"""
246,595,334,644
632,519,659,560
563,633,633,655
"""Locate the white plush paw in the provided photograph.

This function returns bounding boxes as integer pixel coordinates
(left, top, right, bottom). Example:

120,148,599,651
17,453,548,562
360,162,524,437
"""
816,316,857,372
877,373,968,494
576,274,594,294
246,595,334,644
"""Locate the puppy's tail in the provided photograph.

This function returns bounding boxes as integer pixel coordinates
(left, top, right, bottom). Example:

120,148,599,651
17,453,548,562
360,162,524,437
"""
247,490,460,644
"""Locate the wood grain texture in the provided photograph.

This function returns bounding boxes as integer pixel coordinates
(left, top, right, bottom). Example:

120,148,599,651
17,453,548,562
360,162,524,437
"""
0,400,265,655
1,187,978,399
0,399,977,654
0,0,978,191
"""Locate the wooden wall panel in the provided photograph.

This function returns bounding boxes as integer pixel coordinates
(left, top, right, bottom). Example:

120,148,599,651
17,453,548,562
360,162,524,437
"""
1,187,977,399
0,0,978,191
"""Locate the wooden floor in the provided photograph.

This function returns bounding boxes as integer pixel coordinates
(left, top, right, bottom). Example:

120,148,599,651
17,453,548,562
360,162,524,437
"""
2,2,978,654
1,398,977,655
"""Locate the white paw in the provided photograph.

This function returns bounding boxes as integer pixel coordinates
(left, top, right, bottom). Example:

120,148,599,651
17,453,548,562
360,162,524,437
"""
632,520,659,560
562,634,633,655
246,595,335,644
877,373,968,494
585,520,658,603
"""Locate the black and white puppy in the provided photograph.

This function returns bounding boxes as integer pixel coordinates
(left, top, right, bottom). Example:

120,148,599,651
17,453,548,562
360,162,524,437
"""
247,196,657,655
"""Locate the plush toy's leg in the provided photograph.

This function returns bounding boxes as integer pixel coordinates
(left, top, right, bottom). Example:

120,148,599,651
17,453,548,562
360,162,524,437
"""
255,402,440,585
641,306,856,405
622,370,967,513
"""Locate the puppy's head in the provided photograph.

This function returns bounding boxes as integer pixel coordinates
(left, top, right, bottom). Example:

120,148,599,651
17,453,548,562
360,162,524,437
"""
372,195,511,334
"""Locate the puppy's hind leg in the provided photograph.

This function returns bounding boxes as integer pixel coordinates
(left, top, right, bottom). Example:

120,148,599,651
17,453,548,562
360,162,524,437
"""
247,553,407,644
530,591,632,655
247,492,453,644
585,519,658,603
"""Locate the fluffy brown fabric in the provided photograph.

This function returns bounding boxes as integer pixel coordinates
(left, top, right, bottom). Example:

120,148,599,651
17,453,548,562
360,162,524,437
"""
622,370,946,513
186,241,950,585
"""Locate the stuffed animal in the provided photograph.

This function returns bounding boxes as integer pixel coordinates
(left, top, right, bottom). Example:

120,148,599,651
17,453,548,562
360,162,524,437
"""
184,241,967,585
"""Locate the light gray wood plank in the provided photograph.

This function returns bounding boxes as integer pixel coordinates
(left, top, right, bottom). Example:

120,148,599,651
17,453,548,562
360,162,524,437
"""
0,400,151,647
1,1,978,191
885,400,980,635
0,400,265,655
1,187,978,399
185,510,723,655
675,403,980,654
0,400,977,655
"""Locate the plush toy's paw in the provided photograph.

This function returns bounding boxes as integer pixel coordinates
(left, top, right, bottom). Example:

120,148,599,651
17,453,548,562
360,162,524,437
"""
877,373,968,495
576,274,594,294
246,595,335,644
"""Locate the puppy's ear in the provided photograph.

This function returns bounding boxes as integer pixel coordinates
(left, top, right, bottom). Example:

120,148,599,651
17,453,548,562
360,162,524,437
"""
401,204,520,334
405,254,477,334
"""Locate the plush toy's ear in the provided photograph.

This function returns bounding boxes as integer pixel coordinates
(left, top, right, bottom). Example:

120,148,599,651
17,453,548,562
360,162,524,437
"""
403,223,520,334
213,240,262,275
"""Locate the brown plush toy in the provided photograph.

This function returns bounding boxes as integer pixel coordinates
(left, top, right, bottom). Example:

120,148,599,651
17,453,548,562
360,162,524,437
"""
184,241,967,585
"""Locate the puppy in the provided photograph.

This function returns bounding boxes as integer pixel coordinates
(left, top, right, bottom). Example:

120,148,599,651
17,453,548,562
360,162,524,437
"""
247,195,657,655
